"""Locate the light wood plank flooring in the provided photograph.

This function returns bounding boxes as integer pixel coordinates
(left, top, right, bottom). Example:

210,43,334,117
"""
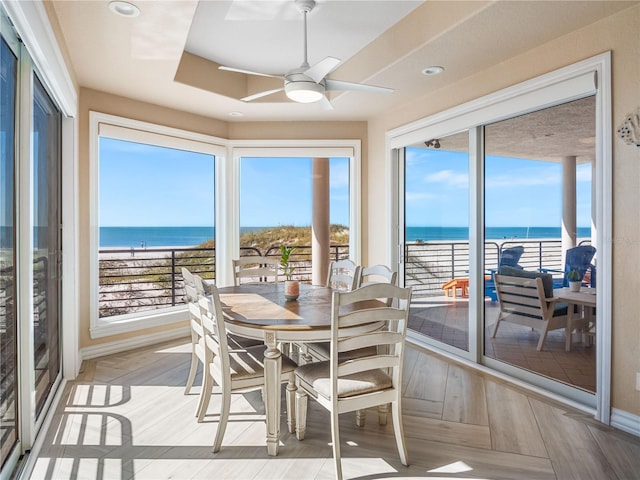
30,338,640,479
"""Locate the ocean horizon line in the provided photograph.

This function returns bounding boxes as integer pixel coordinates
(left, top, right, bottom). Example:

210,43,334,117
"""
98,225,592,248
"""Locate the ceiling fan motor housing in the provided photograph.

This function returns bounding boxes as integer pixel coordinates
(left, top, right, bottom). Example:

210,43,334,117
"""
285,73,325,103
295,0,316,14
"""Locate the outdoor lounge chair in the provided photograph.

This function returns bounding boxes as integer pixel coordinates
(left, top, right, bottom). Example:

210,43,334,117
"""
491,266,570,351
485,245,525,301
542,245,596,288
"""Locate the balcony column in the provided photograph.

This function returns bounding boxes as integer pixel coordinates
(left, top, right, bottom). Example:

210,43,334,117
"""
312,158,330,285
561,156,577,267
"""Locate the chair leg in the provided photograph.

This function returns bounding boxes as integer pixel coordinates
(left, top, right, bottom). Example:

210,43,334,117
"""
184,345,199,395
491,314,503,338
536,322,550,351
391,400,409,466
212,385,231,453
197,372,212,422
330,410,343,480
377,403,389,425
356,409,366,427
295,389,308,440
286,373,296,434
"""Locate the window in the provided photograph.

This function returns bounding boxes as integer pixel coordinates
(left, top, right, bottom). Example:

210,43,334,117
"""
238,156,351,282
89,113,224,338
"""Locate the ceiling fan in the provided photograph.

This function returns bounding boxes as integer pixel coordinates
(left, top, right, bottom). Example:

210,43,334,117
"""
219,0,394,108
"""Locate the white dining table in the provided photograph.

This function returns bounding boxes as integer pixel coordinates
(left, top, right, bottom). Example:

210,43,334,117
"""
553,287,596,351
217,282,383,456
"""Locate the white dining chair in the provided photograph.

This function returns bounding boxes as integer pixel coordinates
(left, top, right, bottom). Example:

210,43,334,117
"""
358,264,398,289
197,285,298,452
183,267,210,401
326,258,360,292
232,255,280,286
294,283,412,480
183,267,261,412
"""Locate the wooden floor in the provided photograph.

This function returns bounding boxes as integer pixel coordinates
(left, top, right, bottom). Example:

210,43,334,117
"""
31,338,640,480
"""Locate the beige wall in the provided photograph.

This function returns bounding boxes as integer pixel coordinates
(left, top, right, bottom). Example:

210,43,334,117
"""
367,6,640,416
77,88,367,349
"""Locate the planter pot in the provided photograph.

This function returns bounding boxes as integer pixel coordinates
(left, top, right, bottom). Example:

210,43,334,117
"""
569,281,581,292
284,279,300,301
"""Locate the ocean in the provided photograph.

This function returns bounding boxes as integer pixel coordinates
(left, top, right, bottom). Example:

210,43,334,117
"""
98,226,592,248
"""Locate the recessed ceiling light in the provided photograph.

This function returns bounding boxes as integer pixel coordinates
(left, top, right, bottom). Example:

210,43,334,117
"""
108,1,140,17
422,66,444,76
229,111,244,117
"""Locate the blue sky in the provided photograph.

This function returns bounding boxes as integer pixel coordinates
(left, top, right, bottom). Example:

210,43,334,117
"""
100,137,591,229
405,147,592,227
99,138,350,227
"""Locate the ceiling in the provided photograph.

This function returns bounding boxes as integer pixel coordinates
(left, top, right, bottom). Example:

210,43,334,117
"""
50,0,636,124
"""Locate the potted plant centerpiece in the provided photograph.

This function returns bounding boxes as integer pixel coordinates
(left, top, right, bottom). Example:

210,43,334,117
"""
280,245,299,300
567,269,582,292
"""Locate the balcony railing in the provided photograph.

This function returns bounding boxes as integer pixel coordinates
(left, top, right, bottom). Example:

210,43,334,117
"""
98,239,583,317
404,239,578,297
98,244,349,318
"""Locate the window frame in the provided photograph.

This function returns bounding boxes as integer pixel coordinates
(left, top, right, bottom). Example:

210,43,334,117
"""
88,112,226,338
89,114,362,338
387,53,611,419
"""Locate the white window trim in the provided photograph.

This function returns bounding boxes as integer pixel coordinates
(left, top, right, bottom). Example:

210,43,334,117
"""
222,139,361,286
387,53,611,419
89,114,362,337
1,0,76,117
88,112,226,338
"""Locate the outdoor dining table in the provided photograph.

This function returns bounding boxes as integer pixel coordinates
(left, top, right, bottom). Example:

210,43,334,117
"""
553,286,596,351
217,282,384,456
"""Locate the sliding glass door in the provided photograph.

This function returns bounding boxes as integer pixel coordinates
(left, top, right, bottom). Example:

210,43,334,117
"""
403,132,470,351
392,55,608,410
1,10,64,476
483,97,596,393
0,34,19,472
32,75,62,417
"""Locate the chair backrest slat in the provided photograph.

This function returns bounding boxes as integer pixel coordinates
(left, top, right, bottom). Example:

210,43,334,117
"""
338,331,403,353
233,256,280,286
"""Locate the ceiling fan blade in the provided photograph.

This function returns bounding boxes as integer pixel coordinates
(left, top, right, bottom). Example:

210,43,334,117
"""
325,79,394,94
219,65,282,79
241,87,285,102
319,95,334,111
304,56,341,83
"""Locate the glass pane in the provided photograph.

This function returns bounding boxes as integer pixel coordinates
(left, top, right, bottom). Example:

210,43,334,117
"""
404,132,470,351
98,138,215,317
0,36,18,468
239,157,350,283
32,75,62,417
483,97,596,392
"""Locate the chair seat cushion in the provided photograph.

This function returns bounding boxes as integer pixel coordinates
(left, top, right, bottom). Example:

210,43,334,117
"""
213,345,297,381
295,361,392,399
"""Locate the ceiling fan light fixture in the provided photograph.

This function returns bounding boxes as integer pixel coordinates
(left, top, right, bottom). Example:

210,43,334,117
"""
285,81,324,103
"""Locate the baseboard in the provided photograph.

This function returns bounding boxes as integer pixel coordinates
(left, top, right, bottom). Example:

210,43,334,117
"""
81,326,190,360
611,408,640,437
